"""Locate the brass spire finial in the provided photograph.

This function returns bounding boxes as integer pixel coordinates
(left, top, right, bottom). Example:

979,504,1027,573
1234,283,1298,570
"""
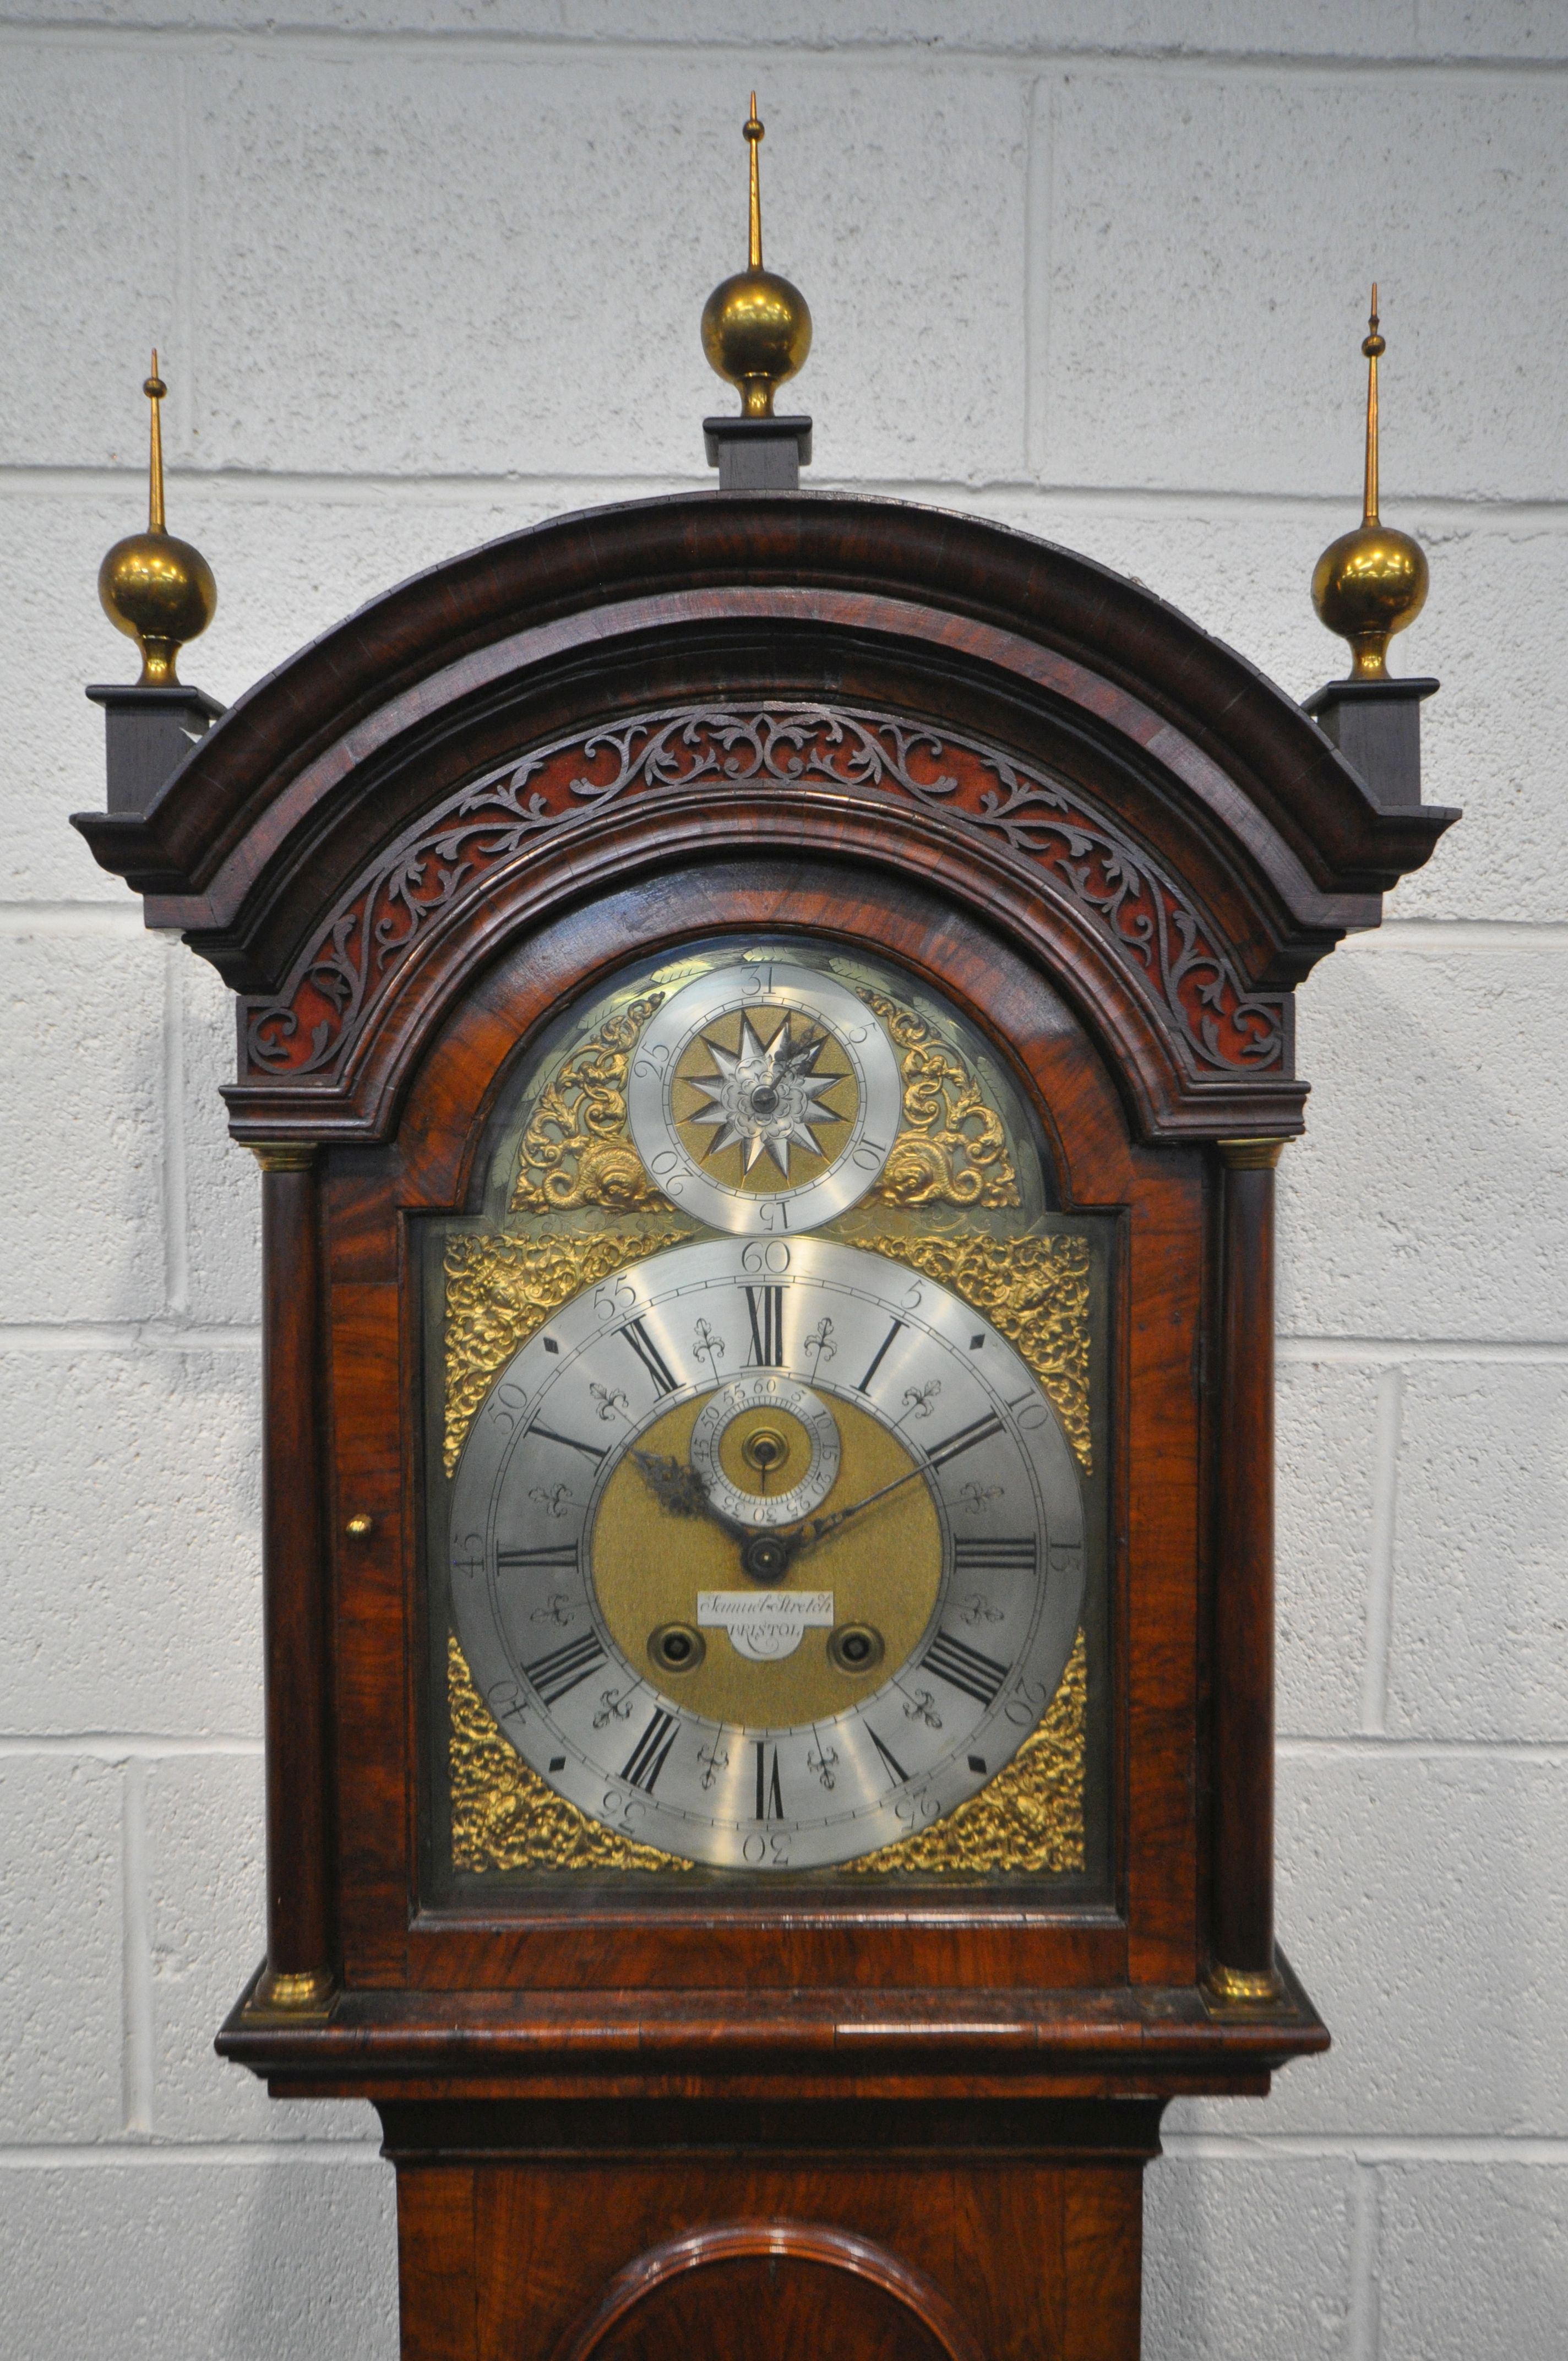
745,89,764,270
700,94,812,418
1311,286,1428,681
1362,283,1384,524
98,350,217,687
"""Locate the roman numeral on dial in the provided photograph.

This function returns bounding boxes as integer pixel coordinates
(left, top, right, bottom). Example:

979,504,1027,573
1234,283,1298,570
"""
855,1318,903,1393
618,1316,678,1396
865,1726,910,1787
927,1411,1006,1468
921,1628,1010,1707
621,1709,678,1793
522,1631,606,1705
744,1286,785,1367
952,1536,1038,1577
753,1740,785,1819
527,1420,607,1466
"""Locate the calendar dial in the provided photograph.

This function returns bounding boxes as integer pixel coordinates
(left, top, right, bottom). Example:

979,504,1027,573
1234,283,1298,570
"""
625,960,903,1235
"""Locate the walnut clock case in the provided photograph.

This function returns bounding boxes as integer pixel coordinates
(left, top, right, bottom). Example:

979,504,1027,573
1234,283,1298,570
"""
77,497,1456,2361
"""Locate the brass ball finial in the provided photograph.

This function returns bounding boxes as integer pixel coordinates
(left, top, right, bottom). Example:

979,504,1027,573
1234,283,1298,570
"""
1311,286,1428,681
99,350,216,687
700,93,812,419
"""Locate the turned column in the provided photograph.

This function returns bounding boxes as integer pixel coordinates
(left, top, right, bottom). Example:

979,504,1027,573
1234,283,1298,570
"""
248,1144,336,2014
1208,1136,1286,2001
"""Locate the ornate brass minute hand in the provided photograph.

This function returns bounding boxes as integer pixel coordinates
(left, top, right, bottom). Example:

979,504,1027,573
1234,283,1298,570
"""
772,1457,930,1566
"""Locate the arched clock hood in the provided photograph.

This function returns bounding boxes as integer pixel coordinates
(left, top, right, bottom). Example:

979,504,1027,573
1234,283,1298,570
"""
75,491,1456,1149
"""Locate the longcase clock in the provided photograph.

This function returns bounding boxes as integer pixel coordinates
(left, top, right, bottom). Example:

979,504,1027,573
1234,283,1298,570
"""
78,482,1455,2357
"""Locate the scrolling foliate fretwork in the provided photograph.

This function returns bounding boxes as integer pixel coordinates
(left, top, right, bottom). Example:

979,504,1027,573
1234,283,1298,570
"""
511,995,669,1214
858,990,1020,1210
244,706,1286,1081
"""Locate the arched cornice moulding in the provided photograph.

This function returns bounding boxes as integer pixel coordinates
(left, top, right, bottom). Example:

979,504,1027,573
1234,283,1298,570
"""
74,494,1457,1146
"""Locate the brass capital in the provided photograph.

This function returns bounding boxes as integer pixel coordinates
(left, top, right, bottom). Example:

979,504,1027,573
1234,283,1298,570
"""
245,1964,336,2019
1217,1137,1288,1171
1205,1960,1284,2006
247,1141,320,1173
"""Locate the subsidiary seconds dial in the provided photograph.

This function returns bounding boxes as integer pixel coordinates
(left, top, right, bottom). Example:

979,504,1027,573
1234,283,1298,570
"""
450,1238,1086,1870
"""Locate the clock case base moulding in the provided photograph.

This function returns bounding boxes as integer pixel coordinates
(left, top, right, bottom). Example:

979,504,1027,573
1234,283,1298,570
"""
74,494,1457,2361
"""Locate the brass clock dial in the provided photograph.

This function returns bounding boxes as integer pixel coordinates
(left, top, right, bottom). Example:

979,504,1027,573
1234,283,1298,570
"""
449,1236,1086,1870
625,960,902,1234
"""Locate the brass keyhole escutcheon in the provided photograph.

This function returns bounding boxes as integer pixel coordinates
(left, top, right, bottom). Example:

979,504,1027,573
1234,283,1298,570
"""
741,1426,790,1477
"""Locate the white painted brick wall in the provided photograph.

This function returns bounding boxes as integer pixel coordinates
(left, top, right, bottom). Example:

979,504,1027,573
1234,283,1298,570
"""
1,6,1562,2355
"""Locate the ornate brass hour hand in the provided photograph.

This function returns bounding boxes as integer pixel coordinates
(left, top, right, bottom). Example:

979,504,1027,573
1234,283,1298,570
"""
631,1447,830,1585
631,1449,751,1541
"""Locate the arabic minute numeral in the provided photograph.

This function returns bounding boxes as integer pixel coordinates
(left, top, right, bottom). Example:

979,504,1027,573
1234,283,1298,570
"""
1005,1677,1050,1728
753,1740,785,1820
620,1709,678,1794
922,1628,1010,1709
617,1315,679,1397
522,1631,606,1705
744,1285,785,1368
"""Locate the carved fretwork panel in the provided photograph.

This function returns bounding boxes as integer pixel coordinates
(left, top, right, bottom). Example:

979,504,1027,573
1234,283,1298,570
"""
243,706,1287,1091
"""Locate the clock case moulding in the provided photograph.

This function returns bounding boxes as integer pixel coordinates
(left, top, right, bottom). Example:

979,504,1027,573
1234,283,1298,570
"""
75,492,1457,2359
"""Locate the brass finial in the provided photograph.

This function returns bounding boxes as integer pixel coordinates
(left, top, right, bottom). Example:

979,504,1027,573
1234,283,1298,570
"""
700,94,812,418
98,351,217,687
1311,286,1428,681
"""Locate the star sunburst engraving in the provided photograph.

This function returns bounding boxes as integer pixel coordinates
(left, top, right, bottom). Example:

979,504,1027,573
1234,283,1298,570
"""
684,1011,849,1180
